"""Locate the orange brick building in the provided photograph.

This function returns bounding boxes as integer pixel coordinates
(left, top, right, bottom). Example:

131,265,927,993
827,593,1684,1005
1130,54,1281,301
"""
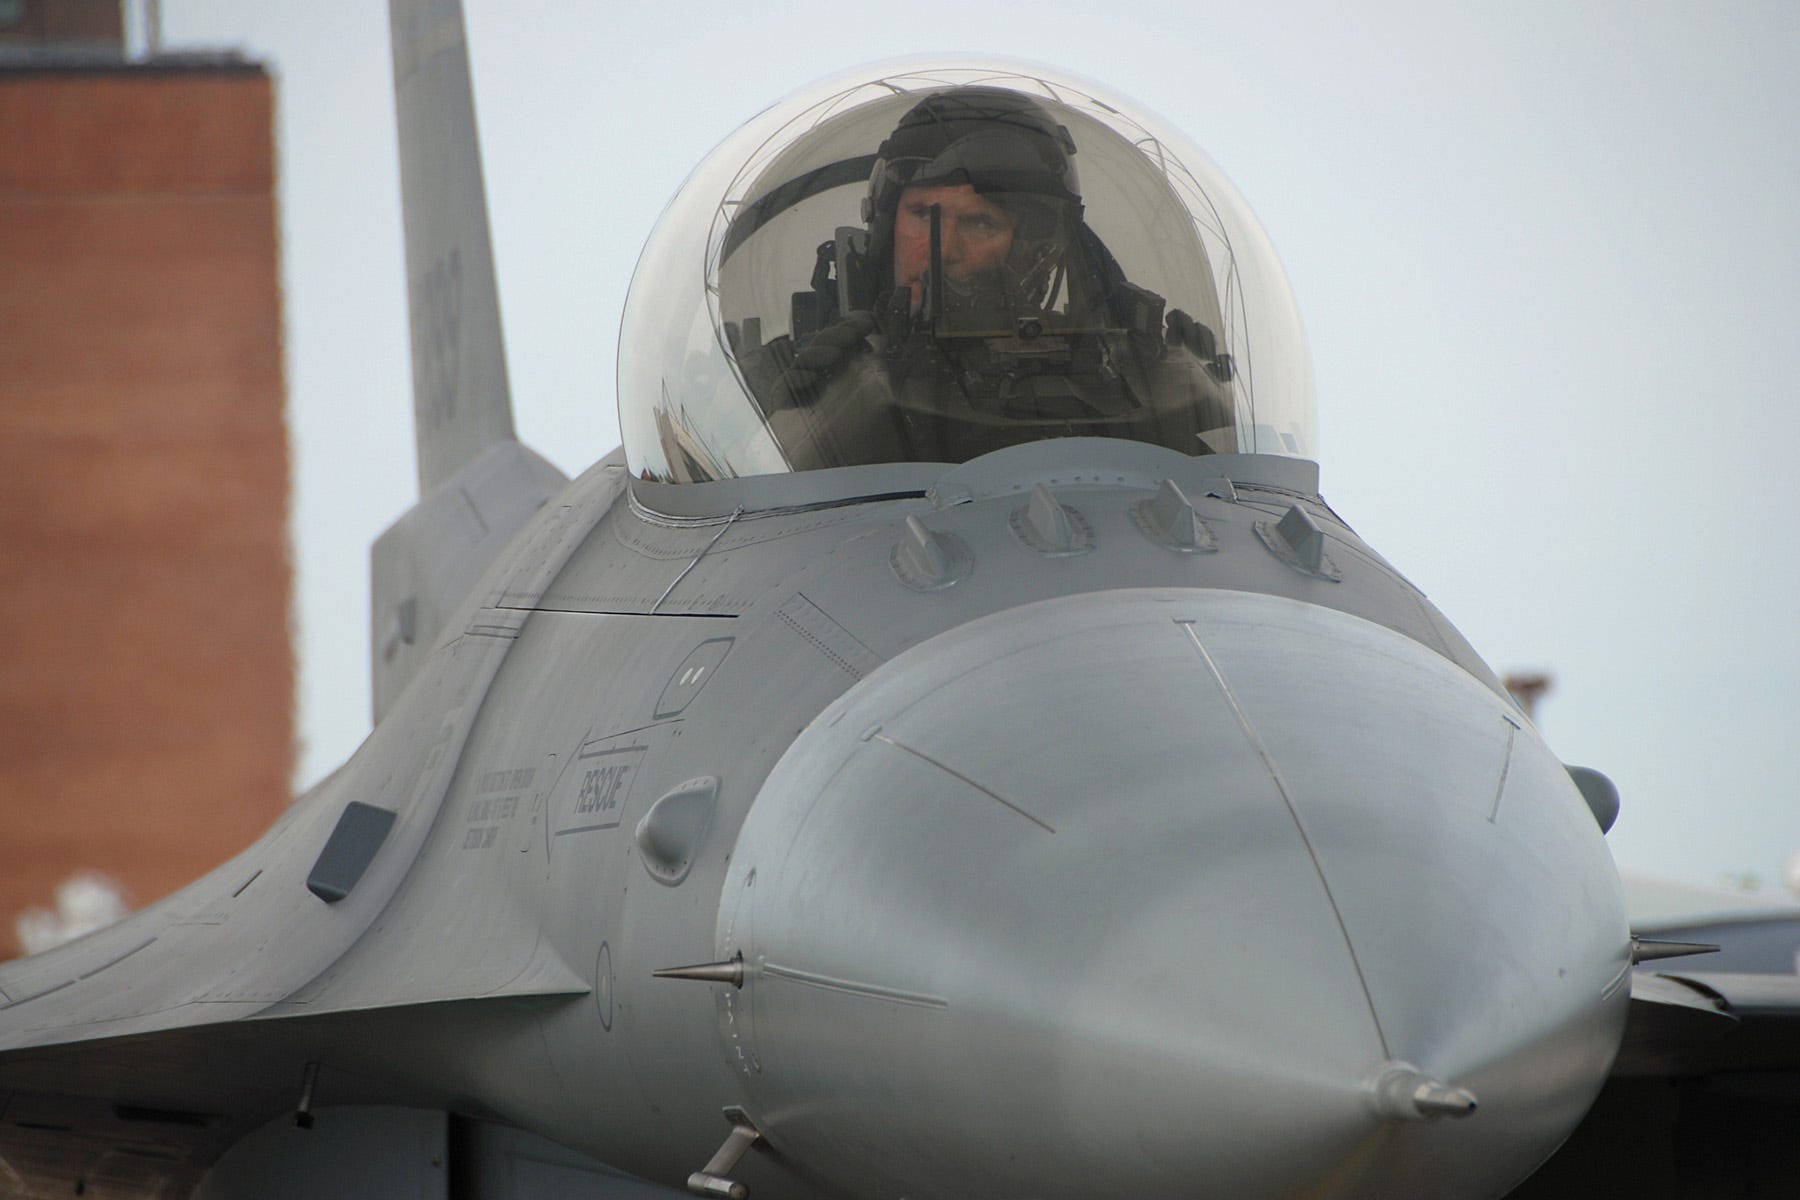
0,39,294,956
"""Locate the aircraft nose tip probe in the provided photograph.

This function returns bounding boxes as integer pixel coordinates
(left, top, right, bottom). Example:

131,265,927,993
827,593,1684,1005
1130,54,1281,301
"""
1366,1062,1480,1121
686,588,1626,1198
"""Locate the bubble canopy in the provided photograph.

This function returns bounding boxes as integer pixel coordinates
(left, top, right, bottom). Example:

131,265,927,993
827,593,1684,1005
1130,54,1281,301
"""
619,59,1315,485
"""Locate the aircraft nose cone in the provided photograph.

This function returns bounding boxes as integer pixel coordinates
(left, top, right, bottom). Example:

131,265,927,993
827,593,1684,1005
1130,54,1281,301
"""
721,589,1629,1200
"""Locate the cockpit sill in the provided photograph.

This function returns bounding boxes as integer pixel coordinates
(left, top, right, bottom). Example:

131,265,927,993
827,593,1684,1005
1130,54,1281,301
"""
627,437,1322,524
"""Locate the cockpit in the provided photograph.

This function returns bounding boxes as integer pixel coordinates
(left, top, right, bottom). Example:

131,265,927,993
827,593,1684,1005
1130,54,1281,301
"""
620,60,1316,484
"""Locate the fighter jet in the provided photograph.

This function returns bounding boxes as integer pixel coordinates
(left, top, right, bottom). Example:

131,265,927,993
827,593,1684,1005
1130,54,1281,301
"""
4,3,1798,1198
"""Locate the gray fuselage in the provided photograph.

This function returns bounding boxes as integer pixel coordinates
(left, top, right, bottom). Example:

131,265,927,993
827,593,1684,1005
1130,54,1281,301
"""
301,437,1627,1198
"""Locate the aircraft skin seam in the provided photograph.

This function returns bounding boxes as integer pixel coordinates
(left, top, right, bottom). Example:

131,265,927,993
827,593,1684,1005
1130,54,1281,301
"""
761,961,949,1009
868,733,1057,834
776,607,867,680
1486,721,1518,825
1176,618,1394,1060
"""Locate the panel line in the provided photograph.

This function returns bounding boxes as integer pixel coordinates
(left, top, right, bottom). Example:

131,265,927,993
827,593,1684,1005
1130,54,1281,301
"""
1178,619,1393,1059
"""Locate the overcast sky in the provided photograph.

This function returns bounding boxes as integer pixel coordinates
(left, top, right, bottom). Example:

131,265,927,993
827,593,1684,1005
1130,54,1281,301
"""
157,1,1800,898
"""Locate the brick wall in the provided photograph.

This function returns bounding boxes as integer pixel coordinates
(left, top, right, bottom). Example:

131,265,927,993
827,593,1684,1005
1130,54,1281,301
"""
0,65,293,957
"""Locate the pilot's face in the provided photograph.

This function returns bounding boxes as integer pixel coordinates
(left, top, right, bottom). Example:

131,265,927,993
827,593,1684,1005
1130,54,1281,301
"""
892,184,1015,313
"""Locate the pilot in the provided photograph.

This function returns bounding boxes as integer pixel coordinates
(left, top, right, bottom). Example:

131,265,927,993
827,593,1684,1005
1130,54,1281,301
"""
862,86,1082,321
741,87,1235,469
889,182,1017,317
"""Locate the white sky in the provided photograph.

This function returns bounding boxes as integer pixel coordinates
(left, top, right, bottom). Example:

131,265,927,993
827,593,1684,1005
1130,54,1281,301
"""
157,2,1800,896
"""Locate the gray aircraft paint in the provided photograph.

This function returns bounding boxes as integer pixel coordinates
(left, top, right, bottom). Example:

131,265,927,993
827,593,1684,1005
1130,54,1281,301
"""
6,1,1800,1198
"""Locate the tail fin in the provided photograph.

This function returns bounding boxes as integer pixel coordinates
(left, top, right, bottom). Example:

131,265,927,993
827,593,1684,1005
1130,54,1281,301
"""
389,0,515,494
373,0,568,721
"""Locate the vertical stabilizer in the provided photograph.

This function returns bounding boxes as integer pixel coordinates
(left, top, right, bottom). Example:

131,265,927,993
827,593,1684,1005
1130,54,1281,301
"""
374,0,568,719
389,0,515,494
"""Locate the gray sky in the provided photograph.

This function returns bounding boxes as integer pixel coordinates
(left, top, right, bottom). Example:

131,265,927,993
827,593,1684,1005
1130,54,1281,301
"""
158,2,1800,896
